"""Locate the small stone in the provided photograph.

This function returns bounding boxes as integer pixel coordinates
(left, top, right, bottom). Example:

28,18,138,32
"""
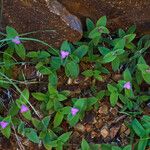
92,117,97,124
67,78,73,85
91,131,98,138
100,127,109,138
74,123,85,133
85,124,92,132
124,129,130,136
98,105,108,114
112,74,122,81
95,119,103,128
110,126,120,139
109,107,118,116
120,123,127,133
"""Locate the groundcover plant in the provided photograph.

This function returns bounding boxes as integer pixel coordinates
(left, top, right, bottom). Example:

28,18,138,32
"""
0,16,150,150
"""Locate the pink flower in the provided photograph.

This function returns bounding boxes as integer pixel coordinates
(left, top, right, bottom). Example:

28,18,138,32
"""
0,121,8,129
71,107,79,116
20,105,29,113
12,36,21,44
60,50,69,59
123,82,131,90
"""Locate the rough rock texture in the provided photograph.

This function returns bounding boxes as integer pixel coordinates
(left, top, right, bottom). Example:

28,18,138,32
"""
59,0,150,34
1,0,83,49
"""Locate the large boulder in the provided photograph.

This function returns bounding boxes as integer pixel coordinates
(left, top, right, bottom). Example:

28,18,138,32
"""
1,0,83,49
59,0,150,34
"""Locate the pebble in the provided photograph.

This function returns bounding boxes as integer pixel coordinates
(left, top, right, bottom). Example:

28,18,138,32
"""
110,107,118,116
74,123,85,133
100,127,109,138
98,105,109,114
110,126,120,139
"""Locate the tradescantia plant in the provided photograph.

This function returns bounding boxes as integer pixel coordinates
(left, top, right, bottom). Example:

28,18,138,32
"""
0,16,150,149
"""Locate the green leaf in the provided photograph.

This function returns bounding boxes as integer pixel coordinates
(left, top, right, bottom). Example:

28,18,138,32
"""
96,90,105,100
112,146,122,150
138,139,148,150
36,63,52,75
50,57,61,70
142,72,150,84
112,57,120,71
110,92,118,107
127,25,136,34
1,125,11,139
73,45,89,59
38,51,50,59
15,44,26,60
60,41,71,52
132,119,146,137
32,118,40,129
123,34,136,44
58,132,72,143
27,51,38,58
123,145,132,150
96,16,107,27
8,102,19,116
49,72,58,87
101,144,112,150
57,94,67,101
53,112,64,128
98,47,111,55
89,27,109,39
68,113,80,126
74,98,87,111
118,28,126,37
42,116,51,129
65,61,79,78
87,97,98,108
123,68,132,81
60,106,71,115
25,128,40,143
113,39,125,50
22,110,32,120
81,138,91,150
6,26,18,38
102,52,116,63
88,27,101,39
86,18,95,31
32,92,46,101
82,70,93,77
20,88,29,104
107,84,117,93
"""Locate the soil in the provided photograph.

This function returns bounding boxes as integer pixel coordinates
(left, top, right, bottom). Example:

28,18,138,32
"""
0,55,150,150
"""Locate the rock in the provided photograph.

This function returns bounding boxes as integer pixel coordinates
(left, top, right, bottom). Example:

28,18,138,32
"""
1,0,82,49
59,0,150,34
100,127,109,138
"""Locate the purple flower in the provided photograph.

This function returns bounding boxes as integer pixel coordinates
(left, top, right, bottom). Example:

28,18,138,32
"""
71,107,79,116
20,105,29,113
60,50,69,59
12,36,21,44
0,121,8,129
123,82,131,90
